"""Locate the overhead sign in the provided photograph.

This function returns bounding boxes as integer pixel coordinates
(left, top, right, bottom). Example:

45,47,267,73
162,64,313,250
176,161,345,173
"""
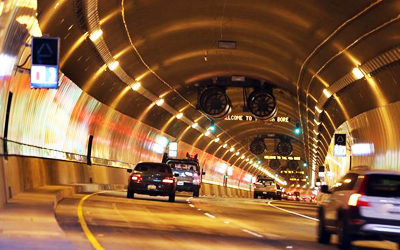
30,36,60,89
334,134,346,146
224,115,290,122
264,156,301,160
168,142,178,158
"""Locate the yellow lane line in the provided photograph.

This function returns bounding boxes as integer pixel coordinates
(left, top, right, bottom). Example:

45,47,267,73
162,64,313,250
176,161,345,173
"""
77,191,110,250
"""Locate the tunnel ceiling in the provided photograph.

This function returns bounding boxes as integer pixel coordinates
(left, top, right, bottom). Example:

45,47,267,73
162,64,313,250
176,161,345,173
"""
36,0,400,176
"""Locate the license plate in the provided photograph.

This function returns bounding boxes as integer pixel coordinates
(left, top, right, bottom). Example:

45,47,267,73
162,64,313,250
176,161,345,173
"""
177,181,184,186
147,185,157,190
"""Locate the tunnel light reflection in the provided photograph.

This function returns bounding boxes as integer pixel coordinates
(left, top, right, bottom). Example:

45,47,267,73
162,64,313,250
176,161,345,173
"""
315,106,323,113
323,89,332,98
192,123,198,128
155,98,164,106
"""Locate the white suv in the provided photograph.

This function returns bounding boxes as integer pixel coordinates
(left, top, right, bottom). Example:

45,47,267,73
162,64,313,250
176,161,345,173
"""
317,169,400,249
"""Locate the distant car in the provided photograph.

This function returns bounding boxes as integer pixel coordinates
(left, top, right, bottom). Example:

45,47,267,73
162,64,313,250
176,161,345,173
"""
253,178,281,199
317,169,400,249
127,162,178,202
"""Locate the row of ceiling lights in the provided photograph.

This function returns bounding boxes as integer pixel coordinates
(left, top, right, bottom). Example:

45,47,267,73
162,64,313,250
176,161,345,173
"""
88,28,286,184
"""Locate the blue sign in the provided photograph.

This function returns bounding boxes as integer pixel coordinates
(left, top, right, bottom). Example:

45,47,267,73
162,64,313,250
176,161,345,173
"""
30,37,60,89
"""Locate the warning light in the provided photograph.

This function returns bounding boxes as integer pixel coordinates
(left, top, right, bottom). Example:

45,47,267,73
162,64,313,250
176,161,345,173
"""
294,122,301,135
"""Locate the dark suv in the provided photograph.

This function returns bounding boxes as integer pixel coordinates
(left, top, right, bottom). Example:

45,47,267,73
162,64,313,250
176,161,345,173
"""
317,169,400,249
127,162,178,202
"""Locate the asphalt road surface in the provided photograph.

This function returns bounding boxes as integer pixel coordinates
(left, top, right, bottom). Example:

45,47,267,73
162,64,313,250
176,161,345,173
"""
55,191,397,250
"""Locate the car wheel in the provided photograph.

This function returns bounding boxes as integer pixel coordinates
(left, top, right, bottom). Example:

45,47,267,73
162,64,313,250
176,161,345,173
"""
168,192,176,202
193,189,200,197
254,193,258,199
317,212,331,244
127,189,134,199
337,218,352,250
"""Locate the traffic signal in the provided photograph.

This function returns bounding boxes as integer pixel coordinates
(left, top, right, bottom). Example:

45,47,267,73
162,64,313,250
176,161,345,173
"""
208,121,216,132
294,122,301,135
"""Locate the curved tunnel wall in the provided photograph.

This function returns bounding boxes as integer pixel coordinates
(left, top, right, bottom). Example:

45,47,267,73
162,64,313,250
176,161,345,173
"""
0,2,251,207
323,100,400,186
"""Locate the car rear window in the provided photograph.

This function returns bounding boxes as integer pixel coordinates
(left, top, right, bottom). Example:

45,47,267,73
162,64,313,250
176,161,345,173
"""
135,163,172,174
366,174,400,197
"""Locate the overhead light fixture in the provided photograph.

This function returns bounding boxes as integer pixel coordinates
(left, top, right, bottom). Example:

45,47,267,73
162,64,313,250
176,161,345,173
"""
241,155,245,159
352,67,364,79
223,144,228,148
231,75,245,82
313,130,319,135
89,29,103,42
218,40,237,49
315,106,323,113
155,98,164,106
249,160,253,164
323,89,332,98
314,119,321,125
192,123,198,128
313,148,318,153
204,131,211,136
214,138,220,142
313,144,318,148
108,61,119,71
246,158,249,162
313,138,319,143
235,152,240,156
131,82,141,91
229,147,235,152
176,113,183,119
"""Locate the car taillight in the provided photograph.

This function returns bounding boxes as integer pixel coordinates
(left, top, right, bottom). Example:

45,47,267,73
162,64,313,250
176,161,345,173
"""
131,175,142,181
162,178,174,184
348,193,370,207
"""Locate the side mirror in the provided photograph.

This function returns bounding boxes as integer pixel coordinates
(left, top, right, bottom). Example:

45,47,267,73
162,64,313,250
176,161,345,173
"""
320,185,331,193
174,173,179,177
202,171,206,175
127,169,133,173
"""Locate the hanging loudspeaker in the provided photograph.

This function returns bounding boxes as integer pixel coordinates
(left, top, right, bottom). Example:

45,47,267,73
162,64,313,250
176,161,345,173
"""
249,138,266,155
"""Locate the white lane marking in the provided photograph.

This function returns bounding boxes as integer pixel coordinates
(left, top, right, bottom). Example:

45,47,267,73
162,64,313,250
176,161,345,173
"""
286,246,293,249
204,213,215,218
242,229,263,238
267,201,319,221
189,204,195,208
224,221,230,224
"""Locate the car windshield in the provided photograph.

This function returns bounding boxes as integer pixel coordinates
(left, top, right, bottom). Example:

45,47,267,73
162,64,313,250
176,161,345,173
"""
366,174,400,197
135,163,172,174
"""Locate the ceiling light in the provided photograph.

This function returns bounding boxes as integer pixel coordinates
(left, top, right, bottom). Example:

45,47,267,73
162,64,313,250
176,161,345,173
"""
315,106,323,113
246,158,249,162
204,131,211,136
313,144,318,148
323,89,332,98
214,138,220,142
155,98,164,106
223,144,228,148
249,160,253,164
218,40,236,49
229,147,234,152
108,61,119,71
241,155,245,159
176,113,183,119
192,123,198,128
313,130,319,135
352,67,364,79
313,148,318,153
131,82,141,91
89,29,103,42
314,119,321,125
235,152,240,156
313,138,319,143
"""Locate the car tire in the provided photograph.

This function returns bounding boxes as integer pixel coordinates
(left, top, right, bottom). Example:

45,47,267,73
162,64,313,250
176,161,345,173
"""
168,192,176,202
254,193,258,199
193,189,200,197
337,218,352,250
127,189,134,199
317,212,331,244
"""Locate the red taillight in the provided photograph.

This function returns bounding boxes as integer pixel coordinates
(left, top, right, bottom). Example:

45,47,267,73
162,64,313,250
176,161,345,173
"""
162,178,174,184
131,175,142,181
348,193,370,207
